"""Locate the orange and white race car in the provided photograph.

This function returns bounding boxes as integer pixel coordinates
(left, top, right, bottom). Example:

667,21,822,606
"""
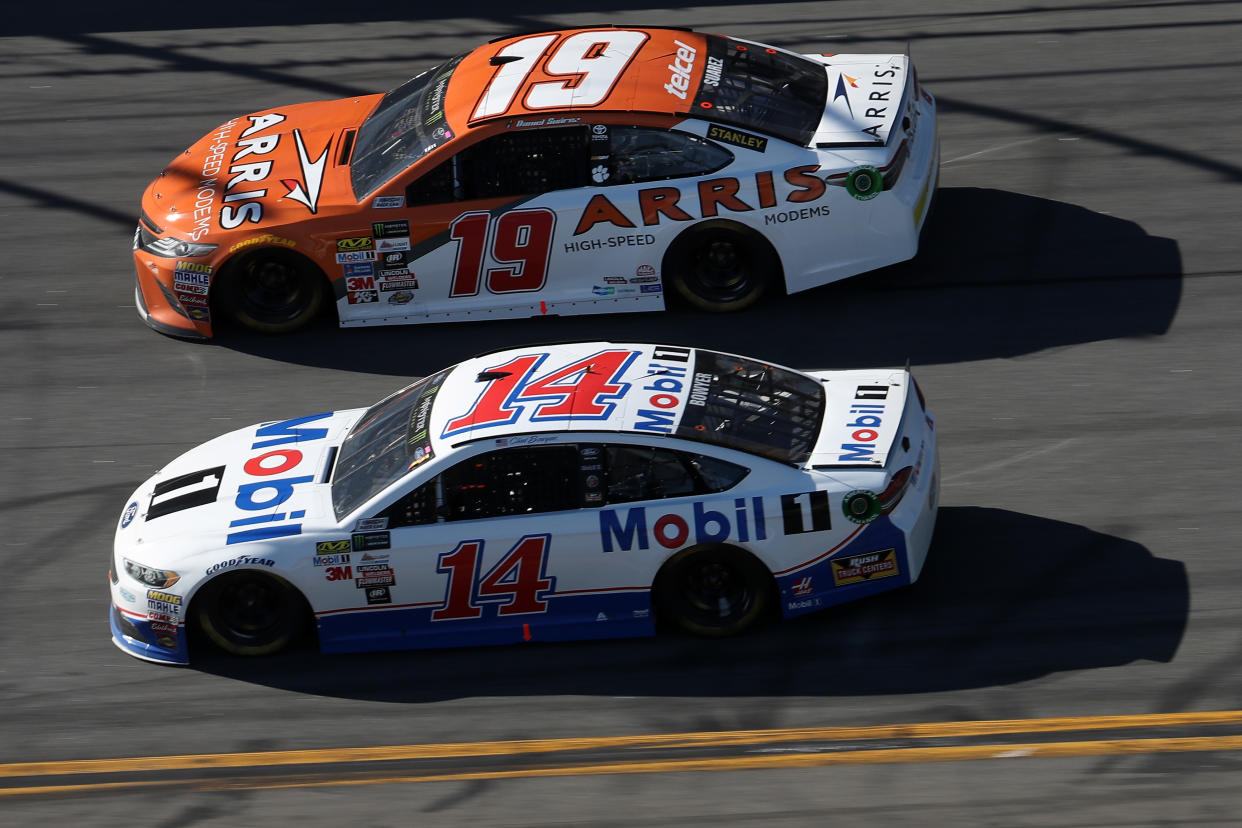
132,27,938,340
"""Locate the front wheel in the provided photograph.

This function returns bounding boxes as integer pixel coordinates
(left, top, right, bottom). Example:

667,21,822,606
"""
665,225,778,312
216,249,326,334
655,546,773,637
194,571,306,656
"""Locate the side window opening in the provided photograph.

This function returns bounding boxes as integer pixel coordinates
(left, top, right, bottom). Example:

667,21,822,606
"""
594,126,733,186
603,445,748,504
443,445,582,520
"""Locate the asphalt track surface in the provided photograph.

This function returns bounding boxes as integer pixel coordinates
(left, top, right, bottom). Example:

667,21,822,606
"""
2,1,1241,824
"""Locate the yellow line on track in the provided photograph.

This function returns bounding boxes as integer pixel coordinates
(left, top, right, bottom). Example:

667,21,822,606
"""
3,734,1242,798
3,710,1242,779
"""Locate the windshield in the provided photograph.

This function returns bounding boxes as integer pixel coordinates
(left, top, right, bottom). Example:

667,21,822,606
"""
693,35,827,146
350,55,465,199
331,370,448,519
675,350,825,465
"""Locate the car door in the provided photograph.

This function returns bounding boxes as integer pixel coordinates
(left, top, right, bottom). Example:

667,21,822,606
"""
340,125,596,323
365,441,647,647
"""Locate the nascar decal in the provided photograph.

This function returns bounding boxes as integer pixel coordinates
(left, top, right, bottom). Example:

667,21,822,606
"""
218,113,330,231
225,412,331,545
571,166,828,236
441,348,641,438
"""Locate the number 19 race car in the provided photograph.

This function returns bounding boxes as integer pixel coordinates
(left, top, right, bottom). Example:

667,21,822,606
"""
132,26,938,340
110,342,939,665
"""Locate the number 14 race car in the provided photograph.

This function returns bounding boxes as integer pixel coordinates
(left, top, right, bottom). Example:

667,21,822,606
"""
110,342,939,664
132,26,938,340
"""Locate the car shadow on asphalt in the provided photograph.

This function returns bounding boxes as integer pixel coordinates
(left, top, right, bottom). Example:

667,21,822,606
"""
194,506,1190,702
212,187,1183,375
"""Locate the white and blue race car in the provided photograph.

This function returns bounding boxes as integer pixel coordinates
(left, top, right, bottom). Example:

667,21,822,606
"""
110,342,939,664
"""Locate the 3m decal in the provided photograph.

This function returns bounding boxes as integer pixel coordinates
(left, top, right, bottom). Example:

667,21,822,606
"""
599,498,767,553
472,31,648,120
449,209,555,297
442,348,638,438
431,535,555,620
780,491,831,534
325,565,353,582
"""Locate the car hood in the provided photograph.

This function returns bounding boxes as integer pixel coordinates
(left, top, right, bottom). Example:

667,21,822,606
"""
143,95,383,242
115,408,366,559
805,54,911,147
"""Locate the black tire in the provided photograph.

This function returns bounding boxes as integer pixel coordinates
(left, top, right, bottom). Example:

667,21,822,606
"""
664,223,778,312
217,248,326,334
654,546,773,637
193,571,306,656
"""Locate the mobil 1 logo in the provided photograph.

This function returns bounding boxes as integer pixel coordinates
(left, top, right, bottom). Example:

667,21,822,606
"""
781,491,831,534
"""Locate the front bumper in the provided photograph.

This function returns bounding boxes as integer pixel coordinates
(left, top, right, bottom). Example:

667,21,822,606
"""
110,603,189,665
133,247,213,341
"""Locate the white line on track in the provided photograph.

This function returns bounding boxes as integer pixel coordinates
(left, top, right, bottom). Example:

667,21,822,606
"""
942,136,1048,165
942,437,1078,484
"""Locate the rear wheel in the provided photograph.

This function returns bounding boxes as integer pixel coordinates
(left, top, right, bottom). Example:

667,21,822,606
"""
194,571,306,656
217,249,326,334
655,546,773,637
664,224,778,312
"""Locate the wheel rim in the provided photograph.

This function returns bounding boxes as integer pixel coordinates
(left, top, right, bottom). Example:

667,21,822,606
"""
237,258,311,324
213,576,287,645
680,558,753,622
687,237,755,302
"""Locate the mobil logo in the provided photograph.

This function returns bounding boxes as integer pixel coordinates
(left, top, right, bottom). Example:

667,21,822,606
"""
632,345,691,434
226,412,332,545
599,497,767,553
840,385,889,462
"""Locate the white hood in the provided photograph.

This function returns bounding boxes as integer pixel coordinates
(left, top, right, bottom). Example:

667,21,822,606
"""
116,409,364,557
